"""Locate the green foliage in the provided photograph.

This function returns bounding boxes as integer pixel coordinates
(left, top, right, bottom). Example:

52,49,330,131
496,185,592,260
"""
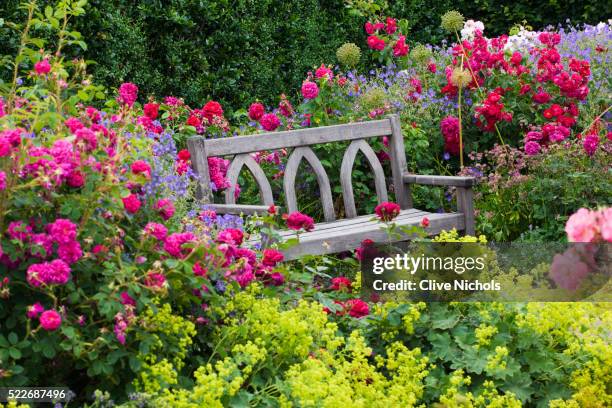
2,0,610,108
474,143,612,241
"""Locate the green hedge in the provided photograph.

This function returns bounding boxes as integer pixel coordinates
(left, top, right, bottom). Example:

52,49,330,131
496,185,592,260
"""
1,0,609,109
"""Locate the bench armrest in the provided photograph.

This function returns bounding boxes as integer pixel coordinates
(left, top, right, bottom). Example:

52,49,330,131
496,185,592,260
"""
403,173,476,187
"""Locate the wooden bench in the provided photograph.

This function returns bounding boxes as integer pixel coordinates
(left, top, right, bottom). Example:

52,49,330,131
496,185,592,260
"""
187,115,475,260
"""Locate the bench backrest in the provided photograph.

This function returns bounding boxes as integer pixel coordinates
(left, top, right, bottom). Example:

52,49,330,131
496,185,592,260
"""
187,114,411,221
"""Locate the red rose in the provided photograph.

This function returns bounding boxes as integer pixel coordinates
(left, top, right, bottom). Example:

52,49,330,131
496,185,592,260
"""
177,149,191,161
364,22,375,34
543,109,554,119
186,115,201,127
373,22,385,31
262,249,284,266
532,90,551,104
374,202,401,222
143,103,159,120
519,84,531,95
510,51,523,65
67,170,85,188
367,35,386,51
385,17,397,34
549,104,563,117
248,102,265,121
268,204,278,215
421,216,430,227
330,277,352,291
346,299,369,318
393,35,409,57
283,212,315,232
202,100,224,122
560,116,577,128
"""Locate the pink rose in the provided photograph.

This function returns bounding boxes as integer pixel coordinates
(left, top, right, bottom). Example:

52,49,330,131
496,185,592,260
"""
27,302,45,319
217,228,244,246
39,310,62,331
144,222,168,240
549,247,592,290
118,83,138,107
565,208,598,242
583,134,599,156
154,199,175,220
131,160,151,178
301,81,319,99
524,141,541,156
283,212,315,232
260,113,280,131
598,208,612,242
48,219,77,244
315,64,333,79
34,59,51,75
122,193,142,214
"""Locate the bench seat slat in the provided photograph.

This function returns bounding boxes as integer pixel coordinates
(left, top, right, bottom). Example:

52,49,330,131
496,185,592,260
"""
273,208,429,237
247,210,464,260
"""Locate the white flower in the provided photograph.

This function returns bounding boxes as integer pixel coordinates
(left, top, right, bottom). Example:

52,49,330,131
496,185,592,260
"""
461,20,485,41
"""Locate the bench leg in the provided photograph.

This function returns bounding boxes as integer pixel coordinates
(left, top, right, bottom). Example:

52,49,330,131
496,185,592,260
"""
456,186,475,236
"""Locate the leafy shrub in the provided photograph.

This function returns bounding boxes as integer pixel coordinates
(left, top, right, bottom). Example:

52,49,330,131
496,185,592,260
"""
2,0,610,107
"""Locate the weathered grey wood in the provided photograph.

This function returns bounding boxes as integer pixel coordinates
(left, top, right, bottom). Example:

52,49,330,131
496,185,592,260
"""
190,117,471,261
456,186,475,235
340,139,388,218
404,173,476,187
203,203,274,215
278,212,464,260
273,208,425,236
283,147,336,222
387,114,412,209
297,211,431,238
187,137,213,201
224,154,274,206
203,119,393,156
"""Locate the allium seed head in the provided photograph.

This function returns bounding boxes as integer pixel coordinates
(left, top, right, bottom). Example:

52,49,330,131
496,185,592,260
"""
441,10,465,33
336,43,361,68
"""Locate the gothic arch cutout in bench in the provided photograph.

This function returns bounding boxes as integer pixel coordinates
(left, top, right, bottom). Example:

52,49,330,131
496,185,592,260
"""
187,115,475,260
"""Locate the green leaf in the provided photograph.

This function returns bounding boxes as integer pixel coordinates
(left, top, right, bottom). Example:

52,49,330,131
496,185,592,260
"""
0,335,8,347
8,332,18,345
9,347,21,359
42,342,56,359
